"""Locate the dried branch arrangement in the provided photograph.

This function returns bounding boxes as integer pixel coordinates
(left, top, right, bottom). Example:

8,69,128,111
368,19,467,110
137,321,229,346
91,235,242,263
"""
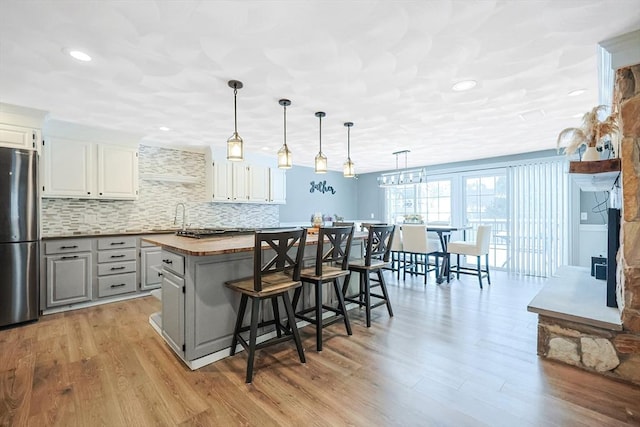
557,105,618,155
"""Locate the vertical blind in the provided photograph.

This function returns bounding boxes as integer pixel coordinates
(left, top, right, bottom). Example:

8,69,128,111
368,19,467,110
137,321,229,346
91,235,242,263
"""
507,159,569,277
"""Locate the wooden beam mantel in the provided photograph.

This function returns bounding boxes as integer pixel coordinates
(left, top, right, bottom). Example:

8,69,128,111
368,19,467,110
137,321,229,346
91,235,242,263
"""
569,158,621,174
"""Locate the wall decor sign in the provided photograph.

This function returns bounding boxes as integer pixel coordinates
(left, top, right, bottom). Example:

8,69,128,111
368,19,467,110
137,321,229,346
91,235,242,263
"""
309,180,336,195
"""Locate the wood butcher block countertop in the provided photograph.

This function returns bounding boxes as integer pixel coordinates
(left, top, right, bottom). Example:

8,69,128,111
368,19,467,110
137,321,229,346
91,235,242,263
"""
142,231,367,257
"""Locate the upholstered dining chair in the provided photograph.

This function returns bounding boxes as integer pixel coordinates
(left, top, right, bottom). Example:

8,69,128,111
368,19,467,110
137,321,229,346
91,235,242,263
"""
447,225,492,289
401,224,441,284
225,228,307,383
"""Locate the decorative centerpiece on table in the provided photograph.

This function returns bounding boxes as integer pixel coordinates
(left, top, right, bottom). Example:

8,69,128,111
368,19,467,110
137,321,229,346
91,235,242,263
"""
403,214,424,224
556,105,618,161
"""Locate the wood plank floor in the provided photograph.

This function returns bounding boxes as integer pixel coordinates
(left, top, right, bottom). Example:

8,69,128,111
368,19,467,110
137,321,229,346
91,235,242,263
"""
2,271,640,426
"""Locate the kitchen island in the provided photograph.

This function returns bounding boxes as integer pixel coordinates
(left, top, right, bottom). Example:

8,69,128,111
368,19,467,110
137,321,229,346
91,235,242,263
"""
143,231,364,370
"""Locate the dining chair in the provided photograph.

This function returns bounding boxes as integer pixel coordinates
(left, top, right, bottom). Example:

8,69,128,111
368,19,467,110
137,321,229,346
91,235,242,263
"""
388,226,405,279
342,224,395,327
447,225,492,289
401,224,441,284
225,228,307,383
292,225,354,351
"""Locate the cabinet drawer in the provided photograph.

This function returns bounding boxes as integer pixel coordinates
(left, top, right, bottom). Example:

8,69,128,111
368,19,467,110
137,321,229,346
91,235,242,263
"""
140,235,164,247
97,248,136,263
98,272,137,297
45,239,92,255
97,260,136,276
161,250,185,276
97,236,136,250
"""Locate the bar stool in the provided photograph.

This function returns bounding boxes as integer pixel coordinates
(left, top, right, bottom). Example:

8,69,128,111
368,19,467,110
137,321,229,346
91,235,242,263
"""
292,225,355,351
401,224,441,284
225,228,307,383
342,224,395,327
447,225,492,289
388,227,405,279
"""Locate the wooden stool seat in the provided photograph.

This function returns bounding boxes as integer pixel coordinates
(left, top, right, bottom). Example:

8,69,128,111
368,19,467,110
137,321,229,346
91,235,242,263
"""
227,272,301,297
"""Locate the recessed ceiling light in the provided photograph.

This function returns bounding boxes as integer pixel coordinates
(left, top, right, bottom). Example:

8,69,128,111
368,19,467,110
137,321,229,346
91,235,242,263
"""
67,50,92,62
159,126,171,131
572,113,584,118
452,80,477,91
261,146,270,151
568,89,585,97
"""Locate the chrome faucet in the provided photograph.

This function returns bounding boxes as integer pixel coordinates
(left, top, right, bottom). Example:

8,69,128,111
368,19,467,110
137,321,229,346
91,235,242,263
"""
174,203,186,230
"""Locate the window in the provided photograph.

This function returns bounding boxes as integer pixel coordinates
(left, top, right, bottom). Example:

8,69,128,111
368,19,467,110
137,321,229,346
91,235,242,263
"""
385,178,451,224
463,173,507,268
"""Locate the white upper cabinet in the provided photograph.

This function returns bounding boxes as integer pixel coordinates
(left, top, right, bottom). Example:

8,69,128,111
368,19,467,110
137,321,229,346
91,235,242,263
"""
42,120,140,200
270,168,286,204
42,138,95,197
210,160,232,201
97,145,138,199
205,147,286,204
248,164,270,203
43,139,138,199
0,124,40,150
0,103,47,151
231,162,249,202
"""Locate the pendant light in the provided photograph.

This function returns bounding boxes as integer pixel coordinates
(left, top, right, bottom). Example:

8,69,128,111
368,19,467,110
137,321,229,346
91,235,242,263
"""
343,122,355,178
277,99,292,169
226,80,244,161
314,111,327,173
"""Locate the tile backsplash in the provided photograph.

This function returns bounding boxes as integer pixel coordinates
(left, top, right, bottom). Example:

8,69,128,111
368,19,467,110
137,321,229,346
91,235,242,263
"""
41,145,279,236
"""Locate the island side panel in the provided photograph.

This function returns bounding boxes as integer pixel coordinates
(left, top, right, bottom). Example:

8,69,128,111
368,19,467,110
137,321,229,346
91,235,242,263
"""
186,251,254,361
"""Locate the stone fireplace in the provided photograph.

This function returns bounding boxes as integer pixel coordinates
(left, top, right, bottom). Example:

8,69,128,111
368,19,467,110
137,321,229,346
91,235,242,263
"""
533,56,640,385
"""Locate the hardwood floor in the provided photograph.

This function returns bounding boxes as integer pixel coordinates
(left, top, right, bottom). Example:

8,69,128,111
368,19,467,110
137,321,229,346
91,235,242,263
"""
2,271,640,426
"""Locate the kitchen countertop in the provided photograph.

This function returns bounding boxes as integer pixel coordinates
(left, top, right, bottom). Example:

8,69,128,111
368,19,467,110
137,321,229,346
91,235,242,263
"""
143,230,367,257
41,229,180,240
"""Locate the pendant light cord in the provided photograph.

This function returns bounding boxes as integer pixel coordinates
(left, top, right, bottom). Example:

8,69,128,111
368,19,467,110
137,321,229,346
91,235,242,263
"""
319,114,322,152
283,103,287,147
233,86,238,134
347,126,351,159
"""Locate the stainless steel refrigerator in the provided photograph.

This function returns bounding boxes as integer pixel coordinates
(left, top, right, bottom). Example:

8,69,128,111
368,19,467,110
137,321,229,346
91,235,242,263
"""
0,146,39,327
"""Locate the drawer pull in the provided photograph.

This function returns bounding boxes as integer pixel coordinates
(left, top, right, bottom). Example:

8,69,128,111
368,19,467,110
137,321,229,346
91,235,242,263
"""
110,242,126,246
158,271,163,277
61,255,78,260
60,245,78,249
110,283,126,288
110,254,125,258
110,266,126,271
162,259,173,264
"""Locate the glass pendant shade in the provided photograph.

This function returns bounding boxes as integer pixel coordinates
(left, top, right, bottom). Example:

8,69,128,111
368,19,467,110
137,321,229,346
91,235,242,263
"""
227,132,243,161
277,144,292,169
315,152,327,173
277,99,292,169
343,158,355,178
314,111,327,174
227,80,244,161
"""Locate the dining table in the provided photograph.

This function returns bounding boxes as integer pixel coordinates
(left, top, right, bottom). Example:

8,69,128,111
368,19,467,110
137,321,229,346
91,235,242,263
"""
424,224,472,284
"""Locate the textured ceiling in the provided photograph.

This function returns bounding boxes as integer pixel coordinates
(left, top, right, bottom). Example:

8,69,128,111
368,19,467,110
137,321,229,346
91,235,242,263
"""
1,0,639,174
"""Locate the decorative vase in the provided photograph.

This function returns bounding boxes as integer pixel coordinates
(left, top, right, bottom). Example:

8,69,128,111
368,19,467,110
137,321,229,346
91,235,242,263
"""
582,146,600,161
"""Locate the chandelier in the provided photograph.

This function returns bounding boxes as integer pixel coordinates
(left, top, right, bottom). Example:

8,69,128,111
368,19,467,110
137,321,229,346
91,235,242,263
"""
377,150,426,187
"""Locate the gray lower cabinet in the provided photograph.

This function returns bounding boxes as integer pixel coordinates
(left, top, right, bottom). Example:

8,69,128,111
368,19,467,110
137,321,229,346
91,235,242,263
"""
161,268,185,357
97,236,137,297
140,246,162,290
42,233,170,311
45,252,93,307
44,238,93,307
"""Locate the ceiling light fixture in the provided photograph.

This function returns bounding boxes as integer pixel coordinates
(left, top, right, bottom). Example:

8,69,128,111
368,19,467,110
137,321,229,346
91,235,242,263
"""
277,99,292,169
452,80,477,91
377,150,426,187
568,89,586,97
159,126,171,131
343,122,355,178
226,80,244,161
314,112,327,174
68,50,92,62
